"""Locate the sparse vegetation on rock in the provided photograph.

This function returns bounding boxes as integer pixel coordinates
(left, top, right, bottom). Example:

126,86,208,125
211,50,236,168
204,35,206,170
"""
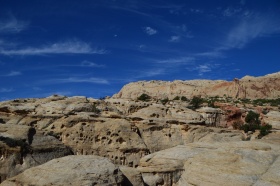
137,93,151,102
188,96,204,110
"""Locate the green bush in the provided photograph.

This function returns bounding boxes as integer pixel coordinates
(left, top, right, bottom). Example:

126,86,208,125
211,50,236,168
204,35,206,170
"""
240,123,259,133
189,96,204,110
245,111,260,125
239,111,272,137
259,124,272,136
137,93,151,102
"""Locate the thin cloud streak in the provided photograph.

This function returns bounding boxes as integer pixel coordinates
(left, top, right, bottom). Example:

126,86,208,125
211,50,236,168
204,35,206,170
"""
0,16,29,33
136,68,166,78
47,77,109,84
0,40,107,56
5,71,22,76
81,61,105,68
0,88,14,93
156,57,195,64
221,14,280,50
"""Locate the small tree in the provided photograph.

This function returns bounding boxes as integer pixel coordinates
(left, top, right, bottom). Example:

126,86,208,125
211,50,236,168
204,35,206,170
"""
245,111,260,126
189,96,204,110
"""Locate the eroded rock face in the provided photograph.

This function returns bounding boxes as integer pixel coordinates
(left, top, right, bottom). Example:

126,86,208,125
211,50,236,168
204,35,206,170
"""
0,81,279,186
0,124,72,183
113,72,280,100
1,155,125,186
62,118,149,168
0,95,247,170
137,140,280,186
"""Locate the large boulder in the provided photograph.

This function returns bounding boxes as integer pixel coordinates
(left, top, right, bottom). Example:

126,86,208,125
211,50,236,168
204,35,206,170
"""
137,141,280,186
0,124,72,183
1,155,125,186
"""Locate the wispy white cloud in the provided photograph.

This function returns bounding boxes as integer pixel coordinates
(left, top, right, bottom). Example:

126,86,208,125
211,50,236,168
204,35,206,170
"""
0,88,14,93
81,60,105,67
190,8,204,14
196,64,212,76
173,24,193,39
4,71,22,76
137,68,166,78
187,63,221,76
144,27,157,35
195,51,224,58
0,40,107,56
48,77,109,84
222,14,280,50
168,35,180,42
0,16,29,33
223,7,242,17
156,57,195,64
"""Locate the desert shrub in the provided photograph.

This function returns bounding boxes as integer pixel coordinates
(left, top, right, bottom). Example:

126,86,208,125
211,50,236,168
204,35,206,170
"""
239,98,251,104
173,96,180,100
189,96,204,110
240,111,271,136
160,98,169,105
245,111,260,125
240,123,259,133
91,104,101,114
252,98,280,107
259,124,272,137
207,99,215,107
137,93,151,102
181,96,189,101
99,96,106,100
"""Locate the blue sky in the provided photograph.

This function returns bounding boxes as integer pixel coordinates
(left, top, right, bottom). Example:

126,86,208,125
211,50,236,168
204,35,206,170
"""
0,0,280,100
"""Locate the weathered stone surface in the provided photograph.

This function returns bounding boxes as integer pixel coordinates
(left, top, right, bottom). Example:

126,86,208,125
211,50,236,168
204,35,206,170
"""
120,166,145,186
264,111,280,129
61,118,149,168
113,72,280,100
137,141,280,186
0,71,278,186
0,124,32,141
1,155,124,186
0,124,72,183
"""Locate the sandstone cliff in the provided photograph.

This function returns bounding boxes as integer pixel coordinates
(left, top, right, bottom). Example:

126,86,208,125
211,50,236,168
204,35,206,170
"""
113,72,280,100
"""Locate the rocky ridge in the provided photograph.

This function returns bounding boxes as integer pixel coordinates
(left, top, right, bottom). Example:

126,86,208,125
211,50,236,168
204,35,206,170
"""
113,72,280,100
0,72,280,185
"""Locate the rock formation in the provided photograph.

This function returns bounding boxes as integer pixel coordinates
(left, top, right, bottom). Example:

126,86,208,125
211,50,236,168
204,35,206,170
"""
0,72,279,185
1,155,125,186
113,72,280,100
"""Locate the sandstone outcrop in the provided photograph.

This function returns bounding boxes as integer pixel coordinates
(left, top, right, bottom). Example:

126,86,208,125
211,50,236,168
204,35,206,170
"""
264,111,280,129
113,72,280,100
137,140,280,186
1,155,125,186
0,124,72,183
0,72,279,186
